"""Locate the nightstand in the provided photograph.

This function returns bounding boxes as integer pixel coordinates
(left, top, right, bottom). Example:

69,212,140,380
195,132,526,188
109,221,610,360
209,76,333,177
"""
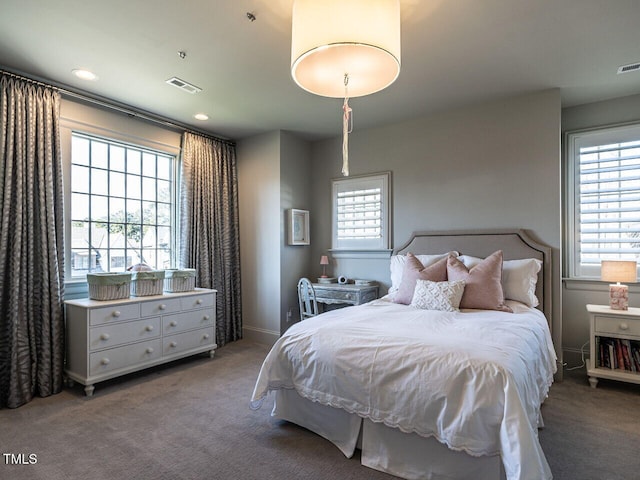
586,304,640,388
312,283,378,308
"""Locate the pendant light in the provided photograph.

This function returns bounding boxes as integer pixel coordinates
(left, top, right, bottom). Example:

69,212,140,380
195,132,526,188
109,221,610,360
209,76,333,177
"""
291,0,401,176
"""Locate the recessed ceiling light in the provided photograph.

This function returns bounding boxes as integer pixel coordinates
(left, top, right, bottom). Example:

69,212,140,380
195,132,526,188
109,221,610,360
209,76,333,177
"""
194,113,209,121
72,69,98,81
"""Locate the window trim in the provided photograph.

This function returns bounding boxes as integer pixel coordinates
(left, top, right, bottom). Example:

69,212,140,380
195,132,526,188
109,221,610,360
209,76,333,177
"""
565,122,640,279
61,117,181,284
330,171,391,254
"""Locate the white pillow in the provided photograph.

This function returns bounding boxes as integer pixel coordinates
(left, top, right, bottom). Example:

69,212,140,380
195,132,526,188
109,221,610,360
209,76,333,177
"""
410,279,466,312
459,255,542,307
389,252,459,294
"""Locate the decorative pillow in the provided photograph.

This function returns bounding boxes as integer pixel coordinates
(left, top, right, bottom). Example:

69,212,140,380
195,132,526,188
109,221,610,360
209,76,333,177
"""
392,253,450,305
389,252,458,294
411,279,466,312
447,250,512,312
460,255,542,307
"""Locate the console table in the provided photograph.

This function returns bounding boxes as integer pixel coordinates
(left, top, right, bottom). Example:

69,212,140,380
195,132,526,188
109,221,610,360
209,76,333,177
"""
312,283,378,308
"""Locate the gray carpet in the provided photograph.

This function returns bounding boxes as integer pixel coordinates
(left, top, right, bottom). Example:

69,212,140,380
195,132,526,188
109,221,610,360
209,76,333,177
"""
1,339,639,480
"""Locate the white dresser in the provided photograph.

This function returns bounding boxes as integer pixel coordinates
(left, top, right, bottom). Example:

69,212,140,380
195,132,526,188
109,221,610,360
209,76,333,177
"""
64,288,217,396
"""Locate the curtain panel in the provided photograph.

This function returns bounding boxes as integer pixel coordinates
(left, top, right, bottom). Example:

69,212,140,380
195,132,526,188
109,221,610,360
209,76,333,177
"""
0,74,65,408
180,132,241,346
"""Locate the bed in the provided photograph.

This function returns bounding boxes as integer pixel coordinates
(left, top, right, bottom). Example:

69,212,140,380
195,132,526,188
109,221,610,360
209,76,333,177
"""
251,230,557,480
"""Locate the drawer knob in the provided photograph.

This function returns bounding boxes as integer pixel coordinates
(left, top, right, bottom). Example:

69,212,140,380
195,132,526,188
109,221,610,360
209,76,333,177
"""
620,322,629,330
146,347,154,354
159,304,167,310
170,341,177,348
196,299,203,305
100,358,110,365
100,333,110,341
112,310,121,318
169,321,178,327
203,333,210,339
203,315,210,321
145,325,154,332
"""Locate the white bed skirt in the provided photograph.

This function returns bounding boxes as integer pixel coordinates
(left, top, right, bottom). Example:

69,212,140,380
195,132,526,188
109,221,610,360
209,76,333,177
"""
274,389,506,480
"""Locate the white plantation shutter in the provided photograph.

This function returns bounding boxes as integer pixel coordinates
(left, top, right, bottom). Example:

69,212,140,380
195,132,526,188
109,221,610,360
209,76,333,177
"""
332,172,390,250
568,124,640,278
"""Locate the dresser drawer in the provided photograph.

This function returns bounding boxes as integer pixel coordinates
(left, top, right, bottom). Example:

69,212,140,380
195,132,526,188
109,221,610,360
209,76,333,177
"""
89,304,140,326
360,290,377,303
163,308,215,334
140,297,182,317
89,317,161,351
89,339,161,376
595,315,640,337
317,289,357,302
163,327,215,356
181,293,215,311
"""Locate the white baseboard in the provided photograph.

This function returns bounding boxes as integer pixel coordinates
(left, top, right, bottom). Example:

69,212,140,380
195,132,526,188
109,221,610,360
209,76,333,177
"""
243,326,280,347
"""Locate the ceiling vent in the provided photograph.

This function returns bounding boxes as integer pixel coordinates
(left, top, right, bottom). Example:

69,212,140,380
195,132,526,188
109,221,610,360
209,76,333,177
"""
617,62,640,75
165,77,202,94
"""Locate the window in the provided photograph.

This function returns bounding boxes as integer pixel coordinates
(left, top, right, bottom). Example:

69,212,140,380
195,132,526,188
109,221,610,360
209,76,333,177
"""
331,172,391,252
566,124,640,279
69,132,176,279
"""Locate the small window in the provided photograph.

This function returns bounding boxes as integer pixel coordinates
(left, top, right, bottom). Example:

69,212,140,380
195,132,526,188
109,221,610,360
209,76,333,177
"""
69,132,176,279
566,124,640,278
332,172,391,251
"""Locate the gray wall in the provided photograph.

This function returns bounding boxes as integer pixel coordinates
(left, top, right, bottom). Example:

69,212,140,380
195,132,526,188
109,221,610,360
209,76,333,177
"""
279,132,313,333
238,131,313,344
561,93,640,366
238,90,564,369
238,132,282,344
309,90,563,365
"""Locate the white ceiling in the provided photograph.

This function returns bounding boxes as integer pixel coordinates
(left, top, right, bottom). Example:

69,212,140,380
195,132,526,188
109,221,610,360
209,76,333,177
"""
1,0,640,141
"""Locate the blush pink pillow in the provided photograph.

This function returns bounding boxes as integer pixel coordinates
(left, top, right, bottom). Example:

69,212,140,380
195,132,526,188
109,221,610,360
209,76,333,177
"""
393,253,449,305
447,250,512,312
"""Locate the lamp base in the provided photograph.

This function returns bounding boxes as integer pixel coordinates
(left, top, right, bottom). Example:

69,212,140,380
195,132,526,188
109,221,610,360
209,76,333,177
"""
609,283,629,310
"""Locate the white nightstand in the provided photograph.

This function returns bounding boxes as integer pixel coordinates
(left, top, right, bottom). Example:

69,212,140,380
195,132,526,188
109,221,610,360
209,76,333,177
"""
586,304,640,388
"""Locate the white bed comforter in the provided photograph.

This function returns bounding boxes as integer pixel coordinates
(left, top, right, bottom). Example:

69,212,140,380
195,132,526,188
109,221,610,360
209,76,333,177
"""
251,299,557,480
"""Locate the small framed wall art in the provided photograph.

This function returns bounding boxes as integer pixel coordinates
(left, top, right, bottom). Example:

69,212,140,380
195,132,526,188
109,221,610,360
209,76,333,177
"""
287,209,310,245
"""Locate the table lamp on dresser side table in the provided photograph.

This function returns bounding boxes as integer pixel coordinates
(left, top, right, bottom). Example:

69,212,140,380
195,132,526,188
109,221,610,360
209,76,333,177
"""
601,260,637,310
320,255,329,278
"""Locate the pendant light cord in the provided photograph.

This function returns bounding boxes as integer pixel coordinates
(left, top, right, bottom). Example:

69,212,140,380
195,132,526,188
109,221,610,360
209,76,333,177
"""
342,74,353,176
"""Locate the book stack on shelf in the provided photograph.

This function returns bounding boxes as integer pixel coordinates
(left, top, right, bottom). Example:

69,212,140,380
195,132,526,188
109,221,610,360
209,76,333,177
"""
597,337,640,372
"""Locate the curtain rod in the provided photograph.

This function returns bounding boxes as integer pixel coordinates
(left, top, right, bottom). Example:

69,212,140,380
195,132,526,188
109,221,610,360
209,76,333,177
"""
0,68,236,147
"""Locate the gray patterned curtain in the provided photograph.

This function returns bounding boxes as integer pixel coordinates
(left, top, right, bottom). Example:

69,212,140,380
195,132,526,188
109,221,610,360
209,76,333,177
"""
180,132,241,346
0,74,65,408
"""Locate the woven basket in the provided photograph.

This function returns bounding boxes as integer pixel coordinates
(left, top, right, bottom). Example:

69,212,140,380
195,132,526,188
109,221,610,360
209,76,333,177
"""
163,269,196,293
87,273,132,301
130,271,165,296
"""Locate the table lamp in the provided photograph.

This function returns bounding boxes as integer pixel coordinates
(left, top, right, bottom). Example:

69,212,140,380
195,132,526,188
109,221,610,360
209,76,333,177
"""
601,260,637,310
320,255,329,278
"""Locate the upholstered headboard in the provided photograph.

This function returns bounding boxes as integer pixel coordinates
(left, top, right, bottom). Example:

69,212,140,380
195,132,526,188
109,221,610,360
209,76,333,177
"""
393,229,552,324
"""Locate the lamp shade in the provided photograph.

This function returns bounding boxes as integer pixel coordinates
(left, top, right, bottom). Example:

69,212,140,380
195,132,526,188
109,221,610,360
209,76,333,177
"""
320,255,329,265
601,260,637,283
291,0,401,98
